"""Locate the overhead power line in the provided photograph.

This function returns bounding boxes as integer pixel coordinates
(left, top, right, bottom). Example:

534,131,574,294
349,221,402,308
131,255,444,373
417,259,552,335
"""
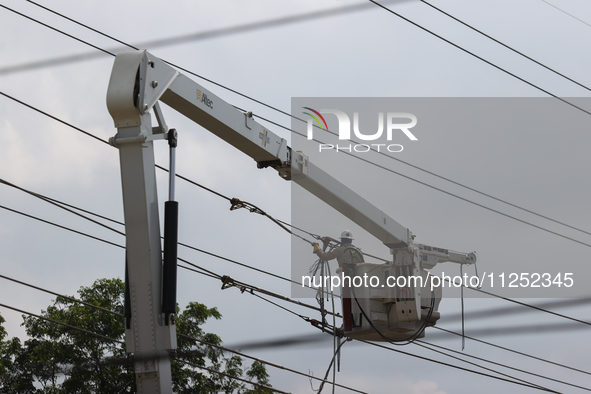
432,326,591,377
0,302,124,345
419,0,591,93
3,2,591,246
172,357,288,394
540,0,591,29
4,1,591,246
359,339,559,393
367,0,591,117
1,103,589,330
440,298,591,324
415,339,590,392
3,86,591,254
177,334,365,394
0,271,357,393
258,112,591,249
0,0,410,75
3,200,588,391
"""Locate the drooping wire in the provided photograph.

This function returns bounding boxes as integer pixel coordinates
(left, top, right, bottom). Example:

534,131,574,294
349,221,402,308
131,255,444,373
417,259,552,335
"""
540,0,591,29
419,0,591,94
0,271,361,393
256,110,591,249
5,1,591,244
417,337,591,392
171,357,288,394
4,76,591,252
0,302,124,345
432,326,591,377
367,0,591,117
315,339,350,394
2,154,589,330
360,339,560,393
176,334,366,394
410,340,559,393
444,277,591,327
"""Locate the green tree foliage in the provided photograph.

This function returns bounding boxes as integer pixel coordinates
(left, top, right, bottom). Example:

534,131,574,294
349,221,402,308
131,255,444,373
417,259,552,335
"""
0,279,273,393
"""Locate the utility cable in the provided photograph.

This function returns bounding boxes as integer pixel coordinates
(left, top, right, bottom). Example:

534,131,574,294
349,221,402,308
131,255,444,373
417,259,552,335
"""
0,273,124,318
349,285,559,392
315,339,350,394
3,0,408,75
2,135,589,332
0,271,354,393
4,1,591,245
367,0,591,117
415,339,590,392
0,178,124,236
360,339,559,393
445,277,591,327
3,157,588,331
0,204,125,250
540,0,591,29
171,357,289,394
4,66,591,252
0,192,332,318
4,262,586,390
0,4,115,57
0,302,124,345
7,2,591,244
411,341,557,393
256,104,591,250
177,333,365,394
0,206,588,390
433,326,591,377
419,0,591,94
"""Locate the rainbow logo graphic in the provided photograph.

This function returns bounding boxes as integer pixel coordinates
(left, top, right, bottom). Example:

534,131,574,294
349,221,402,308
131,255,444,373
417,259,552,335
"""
302,107,328,132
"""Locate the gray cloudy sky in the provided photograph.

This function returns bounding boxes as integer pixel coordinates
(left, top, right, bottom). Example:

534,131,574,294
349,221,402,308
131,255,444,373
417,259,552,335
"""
1,0,590,393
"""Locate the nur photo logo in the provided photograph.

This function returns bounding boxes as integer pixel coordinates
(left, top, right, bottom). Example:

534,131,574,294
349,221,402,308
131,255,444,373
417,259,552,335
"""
302,107,418,153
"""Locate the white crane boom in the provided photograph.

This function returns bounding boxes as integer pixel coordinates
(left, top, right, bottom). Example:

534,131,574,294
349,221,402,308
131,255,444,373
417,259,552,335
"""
106,50,477,390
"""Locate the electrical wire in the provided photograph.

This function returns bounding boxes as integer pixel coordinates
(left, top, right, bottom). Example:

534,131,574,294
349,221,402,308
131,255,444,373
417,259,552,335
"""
0,302,124,345
367,0,591,117
432,326,591,377
176,334,365,394
0,176,337,318
315,339,350,394
4,259,588,391
348,285,566,391
256,108,591,250
441,298,591,323
4,55,591,252
2,12,589,390
419,0,591,94
4,1,591,246
1,0,409,75
2,152,589,332
3,205,587,392
6,2,591,247
0,204,125,250
445,277,591,327
540,0,591,29
171,357,289,394
0,270,360,393
1,20,588,384
0,273,124,318
359,339,560,393
414,339,591,392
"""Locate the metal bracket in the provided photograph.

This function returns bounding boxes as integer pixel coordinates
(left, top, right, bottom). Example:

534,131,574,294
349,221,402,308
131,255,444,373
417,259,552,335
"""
109,131,169,147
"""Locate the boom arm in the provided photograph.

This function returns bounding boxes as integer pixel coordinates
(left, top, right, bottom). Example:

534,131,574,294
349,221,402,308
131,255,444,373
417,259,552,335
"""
107,50,414,249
